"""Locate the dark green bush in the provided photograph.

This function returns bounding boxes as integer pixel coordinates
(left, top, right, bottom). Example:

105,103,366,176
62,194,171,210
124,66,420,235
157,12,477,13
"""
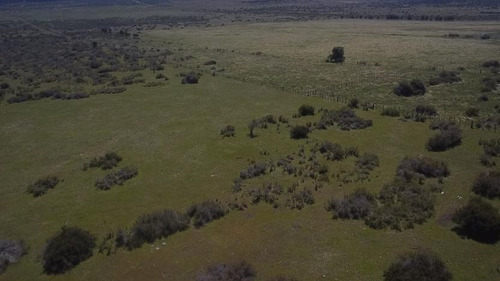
125,209,190,249
290,125,309,139
394,80,426,97
452,197,500,244
480,139,500,156
383,251,452,281
317,141,345,161
42,226,95,274
426,125,462,152
326,46,345,63
95,167,138,190
316,108,372,131
328,188,377,220
397,156,450,180
482,60,499,68
429,71,461,85
27,176,60,197
196,261,256,281
181,72,199,84
348,98,359,109
381,107,400,117
187,201,228,228
220,125,235,138
472,170,500,199
83,152,122,170
465,107,480,117
298,104,315,116
415,105,437,116
0,240,27,274
356,153,380,171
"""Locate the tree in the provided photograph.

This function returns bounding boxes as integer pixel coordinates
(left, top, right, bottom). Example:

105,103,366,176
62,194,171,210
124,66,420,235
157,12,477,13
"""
326,46,345,63
384,251,452,281
452,197,500,244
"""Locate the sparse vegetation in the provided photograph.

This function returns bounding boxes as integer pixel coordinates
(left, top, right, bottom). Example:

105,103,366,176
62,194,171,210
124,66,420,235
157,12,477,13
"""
26,176,60,197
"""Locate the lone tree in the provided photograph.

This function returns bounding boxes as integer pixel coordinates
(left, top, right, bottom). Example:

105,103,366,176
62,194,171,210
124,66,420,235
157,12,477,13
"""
327,47,345,63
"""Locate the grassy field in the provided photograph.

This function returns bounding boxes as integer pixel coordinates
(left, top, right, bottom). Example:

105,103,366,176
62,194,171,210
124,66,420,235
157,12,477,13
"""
147,19,500,115
0,63,499,280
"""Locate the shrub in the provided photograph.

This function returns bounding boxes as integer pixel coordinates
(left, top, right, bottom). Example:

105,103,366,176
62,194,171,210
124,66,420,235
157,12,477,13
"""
196,261,256,281
429,71,461,85
482,77,498,92
396,156,450,180
187,201,228,228
415,105,437,116
83,152,122,170
481,139,500,156
429,120,454,131
95,167,138,190
426,125,462,152
381,107,400,117
92,87,127,95
318,141,345,161
452,197,500,244
326,46,345,63
465,107,479,117
356,153,379,171
288,188,315,210
181,72,199,84
329,188,377,220
203,60,217,66
316,108,372,131
348,98,359,109
220,125,235,138
0,83,9,89
7,93,33,104
298,104,315,116
394,80,426,97
42,226,95,274
366,179,435,230
27,176,60,197
240,163,268,179
125,209,189,249
472,170,500,199
248,119,259,138
268,277,299,281
290,125,309,139
0,240,27,274
482,60,500,68
383,250,452,281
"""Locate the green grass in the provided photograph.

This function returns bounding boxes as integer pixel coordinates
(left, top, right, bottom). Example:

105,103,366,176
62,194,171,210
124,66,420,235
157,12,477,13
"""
0,66,499,281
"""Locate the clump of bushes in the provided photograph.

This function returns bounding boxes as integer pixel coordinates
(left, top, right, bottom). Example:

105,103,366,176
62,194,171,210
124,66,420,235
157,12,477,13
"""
326,46,345,63
429,71,461,85
317,141,345,161
482,60,499,68
426,124,462,152
396,156,450,181
482,76,498,92
366,179,435,230
27,176,60,197
181,72,199,84
472,170,500,199
240,162,268,179
249,182,283,207
381,107,400,117
95,167,138,190
394,80,426,97
348,98,359,109
328,188,377,220
415,105,437,117
480,139,500,157
452,197,500,244
290,125,309,139
187,201,228,228
83,152,122,170
92,87,127,95
0,240,27,274
220,125,235,138
383,250,452,281
42,226,95,274
356,153,379,171
465,107,480,117
287,188,315,210
316,108,372,131
196,261,256,281
122,209,189,249
298,104,315,116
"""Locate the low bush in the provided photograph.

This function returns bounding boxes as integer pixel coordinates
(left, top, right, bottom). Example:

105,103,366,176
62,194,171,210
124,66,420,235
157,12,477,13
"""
7,93,32,104
187,201,228,228
429,71,461,85
181,72,199,84
220,125,235,138
92,87,127,95
429,120,454,131
196,261,256,281
290,125,309,139
316,108,372,131
480,139,500,156
83,152,122,170
415,105,437,116
268,277,299,281
240,163,268,179
27,176,60,197
298,104,315,116
482,60,500,68
328,188,377,220
381,107,400,117
472,170,500,199
366,179,435,230
42,226,95,274
426,124,462,152
396,156,450,180
318,141,345,161
0,240,27,274
465,107,480,117
348,98,359,109
482,77,498,92
203,60,217,66
95,167,138,190
288,188,315,210
356,153,379,171
383,250,452,281
452,197,500,244
0,83,9,89
249,182,283,207
394,80,426,97
125,209,189,249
